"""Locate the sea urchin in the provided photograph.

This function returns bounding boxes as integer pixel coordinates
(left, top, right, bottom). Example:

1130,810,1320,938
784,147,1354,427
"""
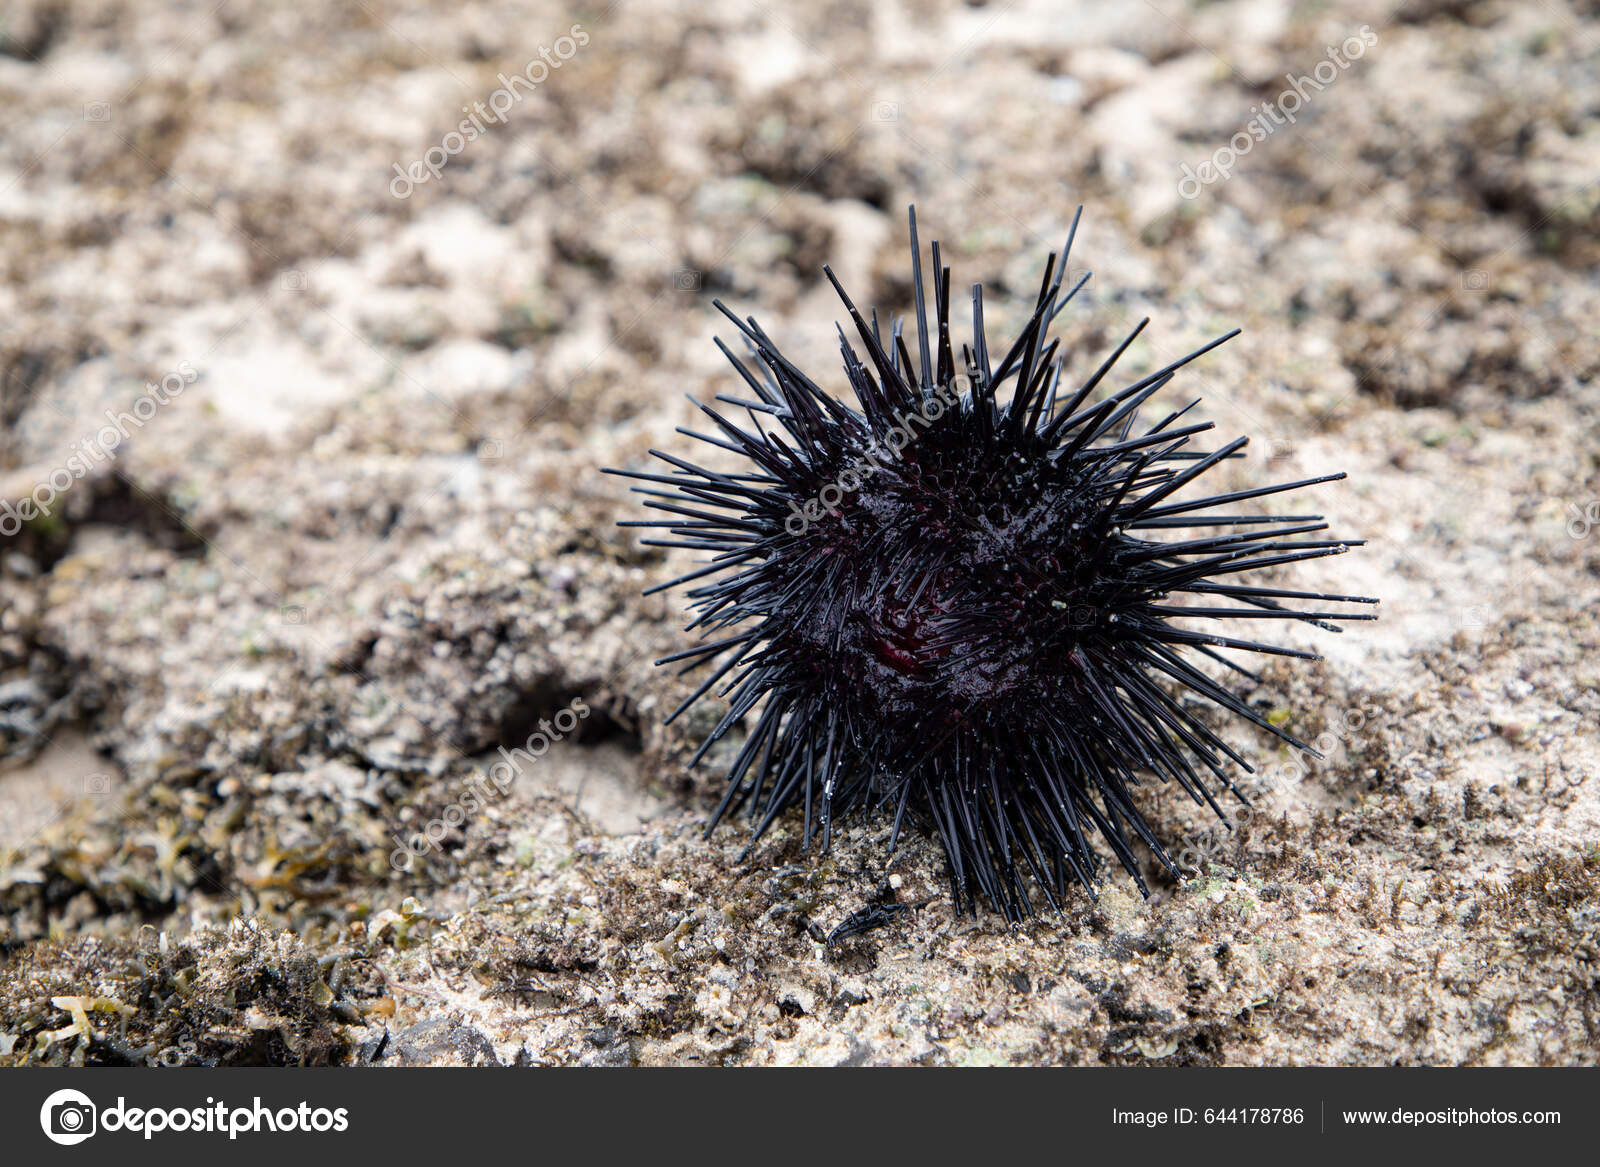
607,208,1375,920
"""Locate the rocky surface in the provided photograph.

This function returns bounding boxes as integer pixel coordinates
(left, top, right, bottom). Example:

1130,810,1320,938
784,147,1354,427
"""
0,0,1596,1066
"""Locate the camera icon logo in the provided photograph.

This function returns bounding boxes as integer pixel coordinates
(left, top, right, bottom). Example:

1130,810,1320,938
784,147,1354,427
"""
83,102,111,122
1461,269,1489,291
40,1088,98,1145
279,270,308,291
1263,437,1296,464
672,268,702,291
1566,500,1599,540
872,101,899,122
280,604,307,625
477,438,505,462
83,771,112,796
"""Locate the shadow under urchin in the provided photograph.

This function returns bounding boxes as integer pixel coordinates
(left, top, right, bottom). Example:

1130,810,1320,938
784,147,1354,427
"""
606,207,1376,922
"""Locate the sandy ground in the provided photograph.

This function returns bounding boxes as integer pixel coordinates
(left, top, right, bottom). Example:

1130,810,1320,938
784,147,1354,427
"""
1,0,1596,1066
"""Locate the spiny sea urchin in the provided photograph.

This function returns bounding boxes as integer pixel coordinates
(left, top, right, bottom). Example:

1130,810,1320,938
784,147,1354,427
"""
607,208,1376,920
